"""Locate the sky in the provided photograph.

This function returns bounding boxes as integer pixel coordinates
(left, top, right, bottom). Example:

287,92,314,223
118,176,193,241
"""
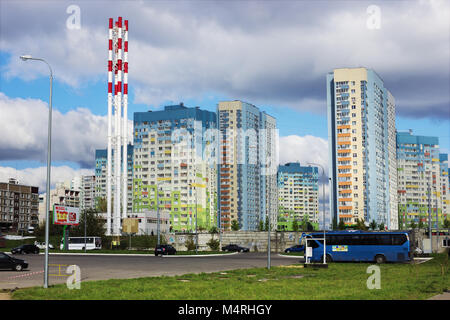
0,0,449,226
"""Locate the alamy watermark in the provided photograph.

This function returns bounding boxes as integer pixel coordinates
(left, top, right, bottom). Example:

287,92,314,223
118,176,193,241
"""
366,265,381,289
366,5,381,30
66,265,81,289
66,4,81,30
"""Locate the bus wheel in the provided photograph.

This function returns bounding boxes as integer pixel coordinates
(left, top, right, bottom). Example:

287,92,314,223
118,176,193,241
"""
375,254,386,264
322,254,332,263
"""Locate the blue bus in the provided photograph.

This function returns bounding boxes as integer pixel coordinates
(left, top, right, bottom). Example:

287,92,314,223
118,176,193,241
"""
300,230,412,263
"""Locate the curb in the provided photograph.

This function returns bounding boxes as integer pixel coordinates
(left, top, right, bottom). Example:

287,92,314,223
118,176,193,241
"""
161,252,239,258
3,252,239,258
278,254,305,258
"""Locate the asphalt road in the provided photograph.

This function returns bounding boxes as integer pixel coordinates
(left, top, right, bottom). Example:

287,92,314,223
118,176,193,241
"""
0,253,303,289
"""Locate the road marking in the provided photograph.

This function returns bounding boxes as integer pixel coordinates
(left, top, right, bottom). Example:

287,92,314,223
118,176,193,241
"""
5,270,44,280
278,254,304,258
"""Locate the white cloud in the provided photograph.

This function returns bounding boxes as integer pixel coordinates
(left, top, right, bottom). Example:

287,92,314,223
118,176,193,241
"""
279,134,332,228
1,0,448,116
0,165,93,192
279,135,328,173
0,92,133,167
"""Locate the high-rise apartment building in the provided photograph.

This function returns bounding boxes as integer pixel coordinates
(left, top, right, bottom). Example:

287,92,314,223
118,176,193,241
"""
277,163,319,231
396,131,449,229
133,103,217,232
327,67,398,229
80,175,96,211
95,144,134,212
0,179,39,233
217,100,278,231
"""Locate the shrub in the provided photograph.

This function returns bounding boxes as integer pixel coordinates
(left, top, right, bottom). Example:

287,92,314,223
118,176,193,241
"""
207,238,220,251
185,235,196,251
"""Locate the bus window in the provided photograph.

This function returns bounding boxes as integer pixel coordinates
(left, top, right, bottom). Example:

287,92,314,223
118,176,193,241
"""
392,234,407,245
376,235,391,245
309,239,319,249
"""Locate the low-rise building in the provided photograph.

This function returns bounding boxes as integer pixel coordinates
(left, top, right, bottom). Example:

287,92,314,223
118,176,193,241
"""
0,178,39,233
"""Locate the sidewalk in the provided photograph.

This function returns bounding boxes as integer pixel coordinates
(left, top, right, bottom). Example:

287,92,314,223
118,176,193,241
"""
428,291,450,300
0,293,11,300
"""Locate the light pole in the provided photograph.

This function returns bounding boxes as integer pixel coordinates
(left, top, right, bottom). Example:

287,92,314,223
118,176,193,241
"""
308,162,326,264
20,55,53,288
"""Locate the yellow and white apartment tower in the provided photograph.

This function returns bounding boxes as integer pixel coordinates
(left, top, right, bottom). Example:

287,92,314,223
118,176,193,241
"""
327,68,398,230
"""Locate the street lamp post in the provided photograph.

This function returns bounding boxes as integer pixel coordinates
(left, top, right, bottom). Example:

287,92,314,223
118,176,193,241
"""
20,55,53,288
308,162,326,265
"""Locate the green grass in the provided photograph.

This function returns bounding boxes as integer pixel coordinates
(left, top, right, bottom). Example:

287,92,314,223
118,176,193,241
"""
12,254,449,300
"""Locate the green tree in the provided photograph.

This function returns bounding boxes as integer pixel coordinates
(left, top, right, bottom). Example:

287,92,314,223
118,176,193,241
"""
418,219,424,229
207,237,220,251
378,222,385,231
96,197,107,212
264,218,269,231
443,218,450,229
209,226,218,234
356,219,367,231
332,217,338,230
369,220,377,231
409,221,417,230
292,219,299,232
231,220,240,231
70,209,106,237
338,220,346,230
185,235,196,251
301,215,309,231
259,220,264,231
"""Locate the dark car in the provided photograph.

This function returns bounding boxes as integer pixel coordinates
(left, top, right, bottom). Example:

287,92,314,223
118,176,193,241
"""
0,252,28,271
221,244,249,252
155,244,176,256
284,244,305,253
11,244,40,254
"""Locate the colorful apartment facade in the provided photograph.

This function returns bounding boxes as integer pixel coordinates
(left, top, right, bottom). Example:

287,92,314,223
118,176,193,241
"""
327,67,398,229
277,163,319,231
133,104,217,232
396,131,449,229
217,100,278,231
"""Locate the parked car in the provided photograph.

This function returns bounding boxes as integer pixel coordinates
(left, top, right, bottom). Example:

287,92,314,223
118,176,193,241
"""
284,244,305,253
34,241,54,250
221,244,249,252
11,244,40,254
0,252,28,271
155,244,177,256
413,247,423,256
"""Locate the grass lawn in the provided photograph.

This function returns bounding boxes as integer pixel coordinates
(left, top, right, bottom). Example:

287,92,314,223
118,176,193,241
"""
12,253,449,300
